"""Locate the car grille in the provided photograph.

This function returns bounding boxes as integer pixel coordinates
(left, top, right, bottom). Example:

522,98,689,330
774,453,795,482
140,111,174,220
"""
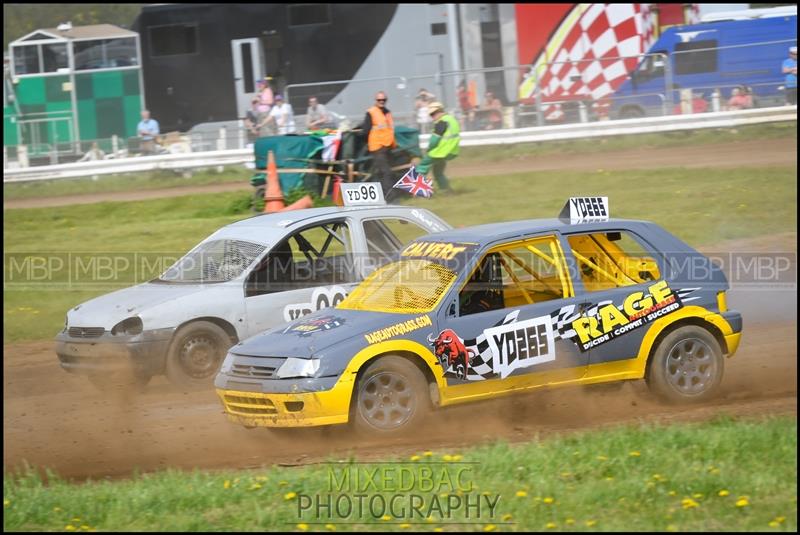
223,394,278,415
230,363,277,380
68,327,105,338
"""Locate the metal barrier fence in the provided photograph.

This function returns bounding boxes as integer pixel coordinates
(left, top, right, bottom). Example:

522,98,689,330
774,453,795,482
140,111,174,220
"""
4,38,797,169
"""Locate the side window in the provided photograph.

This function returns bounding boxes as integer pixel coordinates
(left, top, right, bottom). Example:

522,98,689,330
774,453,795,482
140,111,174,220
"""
363,218,431,268
458,236,570,316
567,231,661,293
674,40,718,75
245,221,352,296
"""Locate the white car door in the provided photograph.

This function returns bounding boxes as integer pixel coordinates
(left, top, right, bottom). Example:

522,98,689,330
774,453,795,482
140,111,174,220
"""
242,219,357,337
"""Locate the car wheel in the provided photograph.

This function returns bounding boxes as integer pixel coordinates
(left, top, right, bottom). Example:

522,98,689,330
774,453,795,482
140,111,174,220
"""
352,356,431,435
87,371,151,392
166,321,233,388
646,326,724,404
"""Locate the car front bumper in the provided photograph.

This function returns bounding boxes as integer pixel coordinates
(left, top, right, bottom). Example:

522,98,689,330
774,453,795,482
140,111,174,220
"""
55,328,175,377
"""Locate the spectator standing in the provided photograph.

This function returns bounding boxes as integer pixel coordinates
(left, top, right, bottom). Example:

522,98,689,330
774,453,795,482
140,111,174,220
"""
726,86,753,110
137,109,160,155
306,96,333,130
268,94,297,134
457,80,475,130
359,91,397,196
481,91,503,130
244,98,263,142
415,88,435,134
783,46,797,105
416,101,460,193
256,78,274,113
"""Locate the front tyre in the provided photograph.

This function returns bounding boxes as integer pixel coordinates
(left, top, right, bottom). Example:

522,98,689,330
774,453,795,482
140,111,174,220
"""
646,326,724,404
352,356,431,436
166,321,233,388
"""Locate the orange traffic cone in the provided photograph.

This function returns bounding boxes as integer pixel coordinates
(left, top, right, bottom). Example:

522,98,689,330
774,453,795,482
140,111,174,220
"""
263,150,285,213
281,195,314,212
332,177,343,206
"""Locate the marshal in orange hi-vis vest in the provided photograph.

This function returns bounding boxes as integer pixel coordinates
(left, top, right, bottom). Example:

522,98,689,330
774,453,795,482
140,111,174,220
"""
367,106,396,152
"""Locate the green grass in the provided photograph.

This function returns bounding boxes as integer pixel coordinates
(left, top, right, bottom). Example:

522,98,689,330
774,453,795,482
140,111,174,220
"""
3,415,796,531
3,166,253,201
3,165,795,343
4,122,795,201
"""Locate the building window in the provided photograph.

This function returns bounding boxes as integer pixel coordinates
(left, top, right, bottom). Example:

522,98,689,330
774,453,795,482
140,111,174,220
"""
431,22,447,36
12,42,68,75
674,40,718,75
288,4,331,27
149,24,198,57
74,38,138,70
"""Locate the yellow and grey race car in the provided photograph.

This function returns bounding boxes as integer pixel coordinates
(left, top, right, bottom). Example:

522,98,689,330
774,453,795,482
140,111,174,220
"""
215,198,742,434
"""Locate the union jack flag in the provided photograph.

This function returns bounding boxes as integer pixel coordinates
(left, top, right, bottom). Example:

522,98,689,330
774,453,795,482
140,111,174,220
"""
392,166,434,198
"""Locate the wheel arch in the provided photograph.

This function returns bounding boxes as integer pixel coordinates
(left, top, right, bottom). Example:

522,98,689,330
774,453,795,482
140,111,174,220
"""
174,316,239,345
643,317,727,380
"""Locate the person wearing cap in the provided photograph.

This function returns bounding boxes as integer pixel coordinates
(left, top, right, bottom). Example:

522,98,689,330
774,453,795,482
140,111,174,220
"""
415,101,460,193
783,46,797,105
359,91,397,196
268,94,296,135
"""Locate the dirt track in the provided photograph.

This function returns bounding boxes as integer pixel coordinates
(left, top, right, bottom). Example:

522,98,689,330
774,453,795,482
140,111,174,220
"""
4,137,797,210
3,319,796,481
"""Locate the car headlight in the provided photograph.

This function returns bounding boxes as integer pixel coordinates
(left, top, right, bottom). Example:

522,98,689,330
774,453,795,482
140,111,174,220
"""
111,317,143,336
275,357,320,379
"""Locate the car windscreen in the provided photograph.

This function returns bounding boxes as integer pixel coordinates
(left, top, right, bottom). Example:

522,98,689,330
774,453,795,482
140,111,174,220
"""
158,239,266,283
337,259,457,314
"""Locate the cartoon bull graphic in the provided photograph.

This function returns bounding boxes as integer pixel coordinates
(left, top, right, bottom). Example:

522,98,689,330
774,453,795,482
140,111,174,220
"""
427,329,475,380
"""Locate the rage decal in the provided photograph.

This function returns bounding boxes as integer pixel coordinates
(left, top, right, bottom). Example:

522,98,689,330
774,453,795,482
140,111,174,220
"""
565,280,685,352
364,315,432,344
427,329,475,379
283,315,345,337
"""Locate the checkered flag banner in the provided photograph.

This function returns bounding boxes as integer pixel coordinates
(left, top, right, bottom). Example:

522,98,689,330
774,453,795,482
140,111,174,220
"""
519,4,658,120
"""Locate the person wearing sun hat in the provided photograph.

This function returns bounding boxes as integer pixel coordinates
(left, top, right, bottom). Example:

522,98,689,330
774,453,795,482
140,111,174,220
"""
783,46,797,105
415,101,460,193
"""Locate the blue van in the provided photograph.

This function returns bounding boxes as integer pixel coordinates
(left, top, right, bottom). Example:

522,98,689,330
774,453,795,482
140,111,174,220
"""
610,14,797,119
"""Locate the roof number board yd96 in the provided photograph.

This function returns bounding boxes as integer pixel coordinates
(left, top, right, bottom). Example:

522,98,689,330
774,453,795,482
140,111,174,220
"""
341,183,386,206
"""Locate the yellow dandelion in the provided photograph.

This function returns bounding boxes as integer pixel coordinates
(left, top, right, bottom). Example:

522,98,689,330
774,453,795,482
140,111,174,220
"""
775,517,786,523
718,490,730,497
453,455,463,461
543,497,555,504
692,493,703,499
400,524,411,529
501,514,513,521
325,524,337,531
223,480,231,489
652,474,663,481
249,483,262,490
668,490,677,496
381,515,391,521
585,520,597,527
482,491,491,497
80,526,89,531
565,519,575,525
596,455,608,461
484,525,497,532
442,454,453,462
681,498,699,509
3,499,9,507
423,451,433,457
769,521,780,528
515,490,528,497
666,524,678,532
629,451,641,457
53,507,63,512
735,497,749,507
434,528,444,533
410,455,421,462
284,491,297,500
65,526,77,532
296,524,309,532
546,522,557,529
605,476,614,481
426,516,435,523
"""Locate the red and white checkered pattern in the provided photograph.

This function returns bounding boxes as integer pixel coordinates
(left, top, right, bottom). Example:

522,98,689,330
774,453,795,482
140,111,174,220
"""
523,4,658,120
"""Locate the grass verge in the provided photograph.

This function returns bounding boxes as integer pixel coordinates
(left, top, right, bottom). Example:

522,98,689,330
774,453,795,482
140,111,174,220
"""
3,415,796,531
3,165,796,343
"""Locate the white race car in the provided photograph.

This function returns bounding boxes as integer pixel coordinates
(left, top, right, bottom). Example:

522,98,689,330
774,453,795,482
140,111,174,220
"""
56,203,450,389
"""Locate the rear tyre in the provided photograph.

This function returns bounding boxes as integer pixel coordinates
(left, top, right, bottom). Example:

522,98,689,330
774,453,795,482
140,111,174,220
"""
646,326,724,404
166,321,233,389
352,356,431,436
